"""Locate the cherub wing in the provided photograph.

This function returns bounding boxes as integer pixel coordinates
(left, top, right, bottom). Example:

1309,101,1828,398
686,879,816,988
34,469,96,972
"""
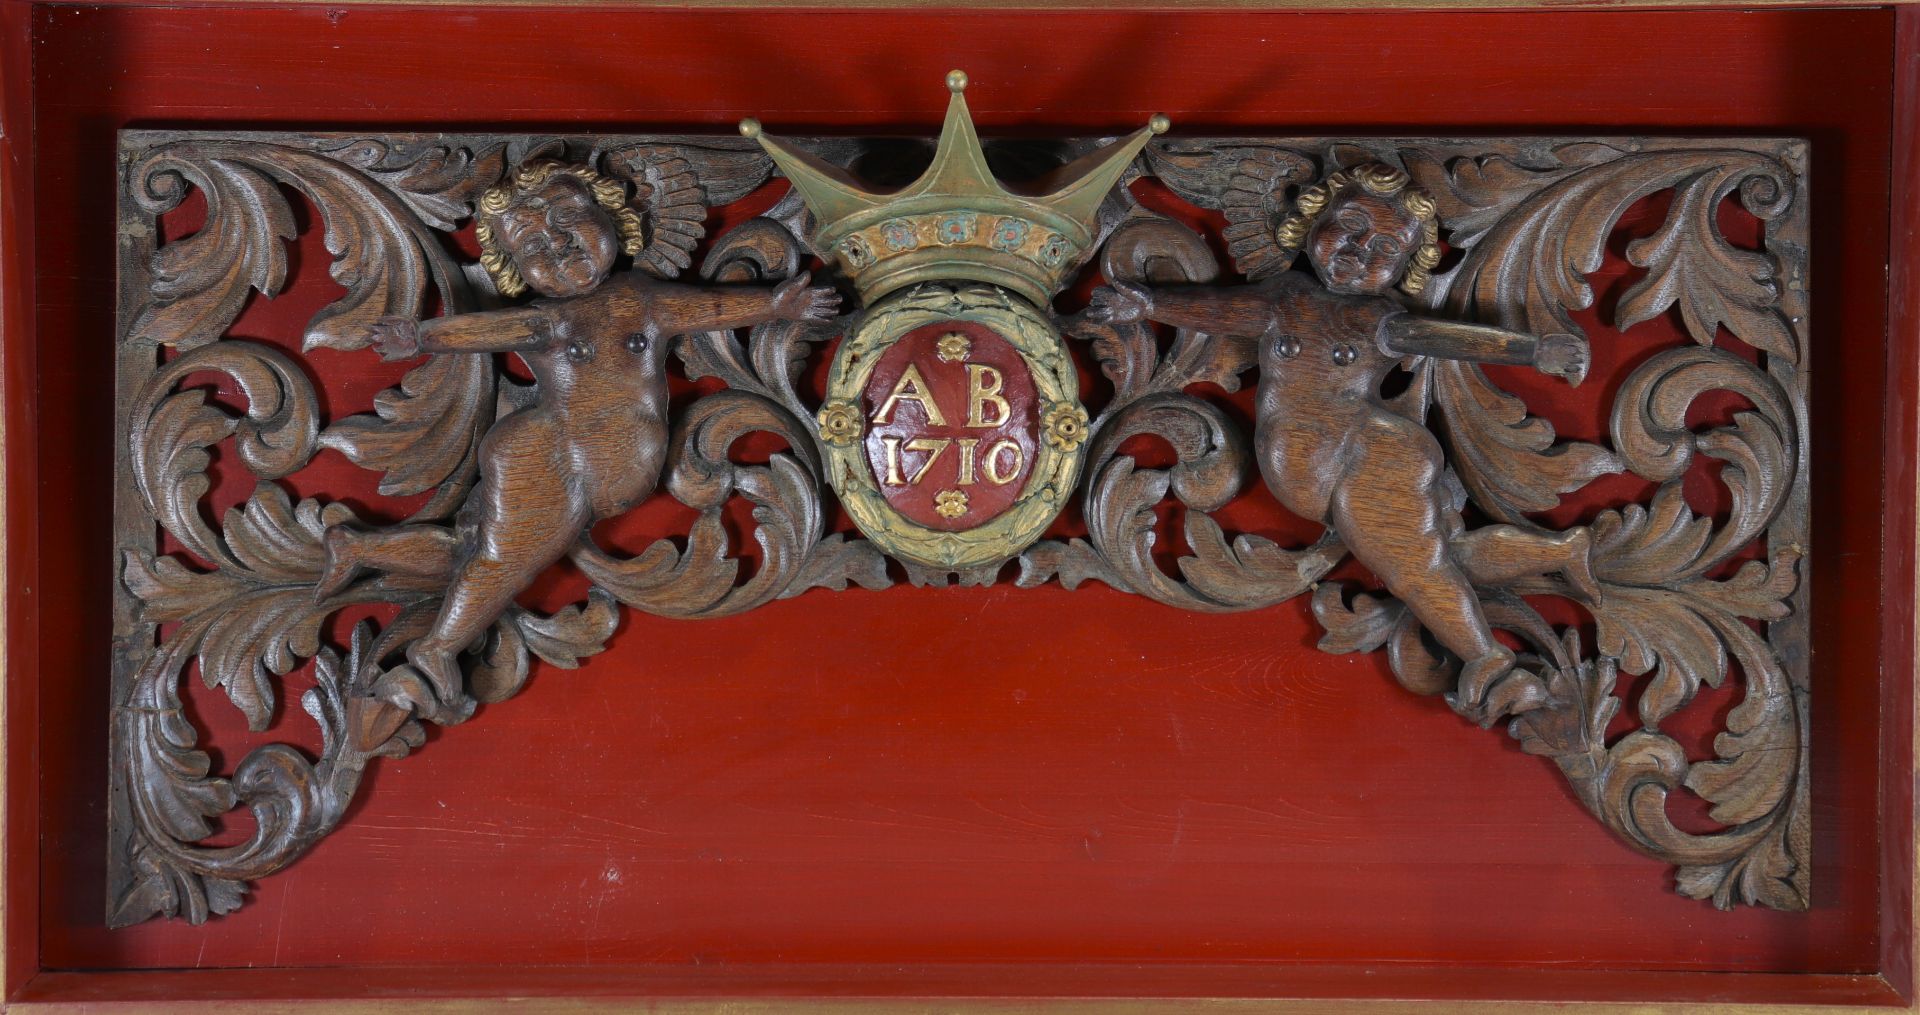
1144,141,1317,280
603,141,775,278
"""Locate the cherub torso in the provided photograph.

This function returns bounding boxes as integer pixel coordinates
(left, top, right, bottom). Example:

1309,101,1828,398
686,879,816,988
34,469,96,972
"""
1253,275,1415,522
496,273,674,519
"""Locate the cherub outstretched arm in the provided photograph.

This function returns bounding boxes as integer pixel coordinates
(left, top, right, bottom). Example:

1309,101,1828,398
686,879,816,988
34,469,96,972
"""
1087,279,1279,339
1379,314,1589,386
367,307,553,361
597,271,840,338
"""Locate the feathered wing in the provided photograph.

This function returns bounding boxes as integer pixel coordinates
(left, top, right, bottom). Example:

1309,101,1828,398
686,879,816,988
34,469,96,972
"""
1144,140,1317,280
603,140,776,279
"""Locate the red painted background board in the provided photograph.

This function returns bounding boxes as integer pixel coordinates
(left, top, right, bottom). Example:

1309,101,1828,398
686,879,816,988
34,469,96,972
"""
1880,7,1920,1003
8,2,1910,1002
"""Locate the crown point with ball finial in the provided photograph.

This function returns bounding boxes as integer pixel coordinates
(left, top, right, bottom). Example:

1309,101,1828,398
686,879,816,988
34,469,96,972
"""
1149,113,1171,135
742,71,1166,306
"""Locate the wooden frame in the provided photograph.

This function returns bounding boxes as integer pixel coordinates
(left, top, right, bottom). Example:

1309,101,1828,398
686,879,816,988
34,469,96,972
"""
4,1,1919,1008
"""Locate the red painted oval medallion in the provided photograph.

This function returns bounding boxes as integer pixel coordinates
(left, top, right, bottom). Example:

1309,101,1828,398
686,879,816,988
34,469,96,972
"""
860,320,1040,530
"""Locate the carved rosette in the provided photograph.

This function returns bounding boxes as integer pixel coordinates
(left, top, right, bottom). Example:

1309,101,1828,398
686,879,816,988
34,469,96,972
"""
110,130,1812,926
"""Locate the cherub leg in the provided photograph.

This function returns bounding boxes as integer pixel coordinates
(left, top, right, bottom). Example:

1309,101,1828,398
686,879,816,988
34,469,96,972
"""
381,416,589,724
316,525,459,599
1451,525,1602,604
1329,442,1544,724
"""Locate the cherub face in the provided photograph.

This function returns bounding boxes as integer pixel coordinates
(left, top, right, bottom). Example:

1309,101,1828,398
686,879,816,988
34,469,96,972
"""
492,175,620,299
1305,190,1424,296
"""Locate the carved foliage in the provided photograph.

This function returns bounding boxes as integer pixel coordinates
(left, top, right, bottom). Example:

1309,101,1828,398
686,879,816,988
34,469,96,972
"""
571,217,890,617
1072,138,1809,910
1406,142,1799,361
117,138,535,924
1020,217,1340,610
1401,142,1808,910
112,133,1813,928
116,340,433,924
113,137,875,924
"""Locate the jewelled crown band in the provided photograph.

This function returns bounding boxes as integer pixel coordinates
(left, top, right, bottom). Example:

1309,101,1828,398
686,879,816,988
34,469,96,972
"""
740,70,1167,308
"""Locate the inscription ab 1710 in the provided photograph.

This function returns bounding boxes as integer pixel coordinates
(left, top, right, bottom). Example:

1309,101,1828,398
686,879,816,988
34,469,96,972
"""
863,321,1039,529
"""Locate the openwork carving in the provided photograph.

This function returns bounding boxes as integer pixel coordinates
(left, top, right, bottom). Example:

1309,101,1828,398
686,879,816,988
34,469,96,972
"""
110,79,1810,924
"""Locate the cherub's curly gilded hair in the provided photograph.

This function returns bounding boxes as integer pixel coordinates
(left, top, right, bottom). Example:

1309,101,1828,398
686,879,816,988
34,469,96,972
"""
1273,162,1444,297
473,160,647,298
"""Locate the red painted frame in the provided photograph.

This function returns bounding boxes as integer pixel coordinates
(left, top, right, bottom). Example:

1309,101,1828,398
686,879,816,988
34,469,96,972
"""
3,2,1917,1007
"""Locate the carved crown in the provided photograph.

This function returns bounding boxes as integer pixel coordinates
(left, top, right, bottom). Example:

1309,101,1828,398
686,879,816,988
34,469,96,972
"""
740,70,1167,308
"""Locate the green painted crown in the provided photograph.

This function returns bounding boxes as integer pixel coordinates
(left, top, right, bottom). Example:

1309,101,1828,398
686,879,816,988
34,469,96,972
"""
741,70,1168,308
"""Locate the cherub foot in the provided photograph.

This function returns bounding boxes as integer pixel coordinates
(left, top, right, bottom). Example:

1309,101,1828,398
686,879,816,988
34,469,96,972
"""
1444,645,1549,728
344,694,416,754
1476,670,1551,728
1448,644,1514,710
372,666,477,727
315,526,365,601
1560,527,1604,606
375,645,477,726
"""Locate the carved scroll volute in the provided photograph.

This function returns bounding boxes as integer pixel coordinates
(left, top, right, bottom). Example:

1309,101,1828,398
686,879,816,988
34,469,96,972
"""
1020,217,1342,610
1068,139,1810,911
112,136,518,926
1397,141,1810,910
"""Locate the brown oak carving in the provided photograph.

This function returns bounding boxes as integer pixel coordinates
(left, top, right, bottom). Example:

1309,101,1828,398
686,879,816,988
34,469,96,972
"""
110,128,1811,925
1088,162,1602,726
318,159,838,727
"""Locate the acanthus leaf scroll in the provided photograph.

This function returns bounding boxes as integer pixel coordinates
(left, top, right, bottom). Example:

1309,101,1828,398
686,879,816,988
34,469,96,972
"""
110,124,1812,925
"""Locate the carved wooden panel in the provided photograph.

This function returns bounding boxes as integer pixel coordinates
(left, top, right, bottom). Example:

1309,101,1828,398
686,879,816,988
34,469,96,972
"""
108,85,1810,926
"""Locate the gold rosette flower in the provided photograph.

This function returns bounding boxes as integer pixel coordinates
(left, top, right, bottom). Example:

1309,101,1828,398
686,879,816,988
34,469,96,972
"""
934,489,970,519
1041,402,1090,451
816,399,865,446
936,332,972,363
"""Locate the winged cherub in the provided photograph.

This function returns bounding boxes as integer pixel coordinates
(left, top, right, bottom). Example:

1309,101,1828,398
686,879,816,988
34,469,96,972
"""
318,159,839,724
1091,162,1600,724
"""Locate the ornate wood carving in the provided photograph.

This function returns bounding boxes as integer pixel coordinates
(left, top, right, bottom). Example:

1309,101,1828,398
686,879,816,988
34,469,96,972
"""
109,86,1811,925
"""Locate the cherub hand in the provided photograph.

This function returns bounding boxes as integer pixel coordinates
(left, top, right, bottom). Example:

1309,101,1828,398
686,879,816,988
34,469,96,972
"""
771,271,842,322
1534,333,1589,387
367,316,423,361
1087,279,1153,324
